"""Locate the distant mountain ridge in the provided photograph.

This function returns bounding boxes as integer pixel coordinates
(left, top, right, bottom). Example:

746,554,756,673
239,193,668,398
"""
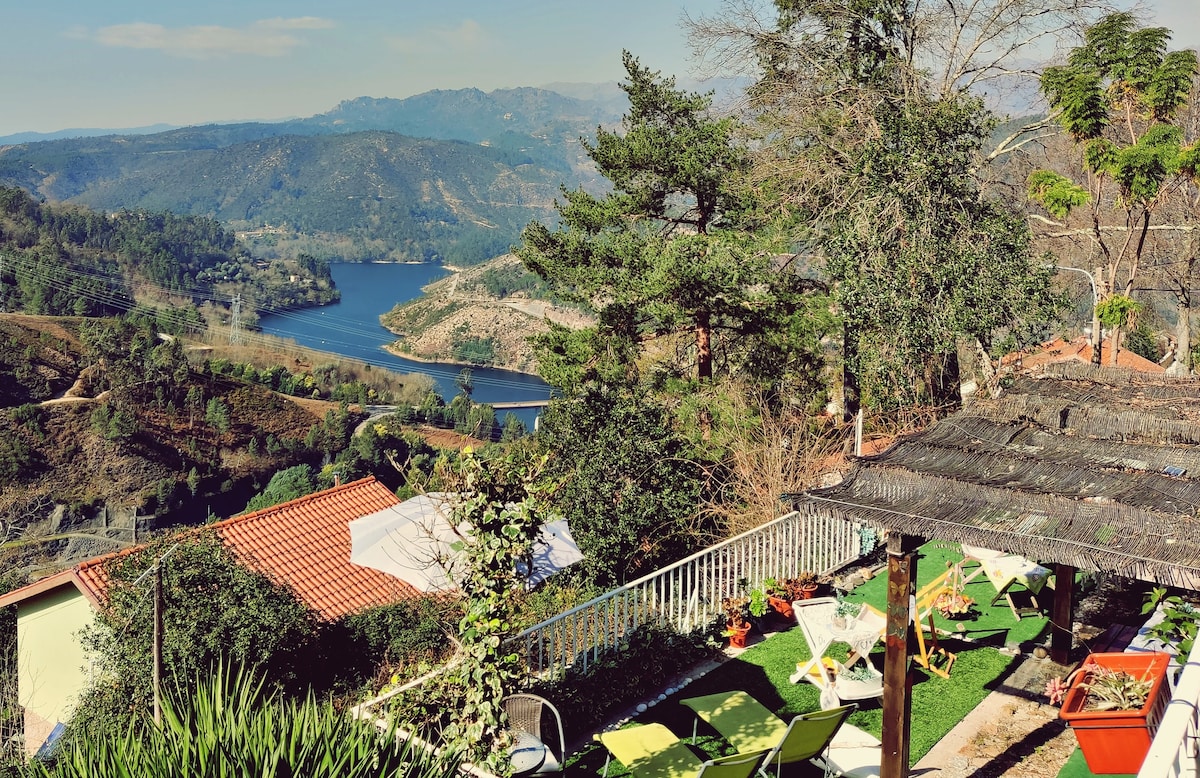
0,86,626,264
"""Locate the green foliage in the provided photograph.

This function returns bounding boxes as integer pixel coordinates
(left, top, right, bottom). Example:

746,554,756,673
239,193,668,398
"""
1095,293,1141,328
0,430,35,482
1033,12,1198,272
0,186,337,320
204,397,231,433
1143,586,1199,655
829,96,1060,408
107,407,139,441
330,415,436,490
32,665,459,778
536,389,710,586
1051,13,1198,131
241,464,316,513
450,335,498,365
74,532,321,732
1027,170,1091,218
430,445,554,770
530,625,714,736
500,412,527,442
1,573,20,769
337,597,461,688
1124,319,1159,362
519,52,819,390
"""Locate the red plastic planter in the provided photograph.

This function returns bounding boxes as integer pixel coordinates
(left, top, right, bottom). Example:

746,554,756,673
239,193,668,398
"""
1059,652,1172,775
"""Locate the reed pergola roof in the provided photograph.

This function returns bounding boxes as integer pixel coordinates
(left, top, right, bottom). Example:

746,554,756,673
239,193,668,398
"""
797,363,1200,588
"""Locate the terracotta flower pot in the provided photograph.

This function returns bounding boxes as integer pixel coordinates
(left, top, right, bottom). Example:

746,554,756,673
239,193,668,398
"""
726,621,752,648
1059,652,1172,774
799,583,819,600
767,595,794,619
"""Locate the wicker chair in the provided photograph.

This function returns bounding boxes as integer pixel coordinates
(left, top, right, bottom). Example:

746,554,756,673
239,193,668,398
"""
502,693,566,775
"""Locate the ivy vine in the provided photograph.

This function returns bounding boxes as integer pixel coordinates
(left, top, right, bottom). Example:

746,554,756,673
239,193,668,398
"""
435,444,553,771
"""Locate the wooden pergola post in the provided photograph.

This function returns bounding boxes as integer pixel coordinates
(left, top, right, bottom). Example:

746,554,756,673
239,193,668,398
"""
1050,563,1076,665
881,531,920,778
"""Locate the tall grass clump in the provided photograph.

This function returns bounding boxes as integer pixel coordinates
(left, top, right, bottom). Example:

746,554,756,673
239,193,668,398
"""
32,665,459,778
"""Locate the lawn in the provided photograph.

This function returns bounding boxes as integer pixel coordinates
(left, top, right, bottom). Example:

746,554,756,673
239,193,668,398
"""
569,541,1054,776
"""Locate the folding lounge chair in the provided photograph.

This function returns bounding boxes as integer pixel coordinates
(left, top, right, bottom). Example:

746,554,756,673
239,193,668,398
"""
912,568,959,679
791,598,886,704
598,723,766,778
680,690,875,778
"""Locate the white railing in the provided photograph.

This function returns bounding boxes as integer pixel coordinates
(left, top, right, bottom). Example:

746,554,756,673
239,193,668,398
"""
1140,639,1200,778
511,510,877,676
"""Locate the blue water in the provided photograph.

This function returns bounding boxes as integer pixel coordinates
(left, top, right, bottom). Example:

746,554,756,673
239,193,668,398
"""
256,262,551,428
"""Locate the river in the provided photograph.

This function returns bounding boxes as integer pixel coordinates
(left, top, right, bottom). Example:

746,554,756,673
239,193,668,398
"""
256,262,551,429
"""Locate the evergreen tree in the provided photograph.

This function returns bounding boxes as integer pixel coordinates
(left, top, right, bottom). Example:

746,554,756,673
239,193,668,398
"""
519,52,820,399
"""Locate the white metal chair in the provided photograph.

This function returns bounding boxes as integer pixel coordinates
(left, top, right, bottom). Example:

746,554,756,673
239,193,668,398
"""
502,693,566,775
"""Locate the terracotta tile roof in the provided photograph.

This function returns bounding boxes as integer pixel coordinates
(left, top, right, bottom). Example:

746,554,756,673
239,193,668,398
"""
1003,336,1165,374
0,477,421,620
211,477,420,619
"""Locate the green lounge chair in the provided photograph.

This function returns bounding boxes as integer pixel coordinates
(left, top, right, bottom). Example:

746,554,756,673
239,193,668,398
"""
680,691,872,777
598,722,766,778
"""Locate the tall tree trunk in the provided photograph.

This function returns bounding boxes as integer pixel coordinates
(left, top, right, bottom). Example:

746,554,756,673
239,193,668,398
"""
695,312,713,381
843,322,860,423
1092,266,1104,365
696,312,713,440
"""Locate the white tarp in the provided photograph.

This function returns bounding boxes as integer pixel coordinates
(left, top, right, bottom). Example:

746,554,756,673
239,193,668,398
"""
348,492,583,592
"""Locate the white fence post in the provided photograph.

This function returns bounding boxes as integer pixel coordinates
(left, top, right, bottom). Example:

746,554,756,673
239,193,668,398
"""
1140,639,1200,778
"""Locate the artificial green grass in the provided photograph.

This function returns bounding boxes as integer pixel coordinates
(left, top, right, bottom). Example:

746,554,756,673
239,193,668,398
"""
845,540,1054,649
568,615,1017,776
1056,747,1134,777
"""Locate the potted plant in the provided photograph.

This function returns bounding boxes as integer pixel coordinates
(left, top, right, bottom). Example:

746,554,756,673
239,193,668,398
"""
933,588,976,619
762,578,794,619
834,661,883,699
1055,652,1172,774
721,596,753,648
831,597,860,630
782,572,819,602
746,586,770,631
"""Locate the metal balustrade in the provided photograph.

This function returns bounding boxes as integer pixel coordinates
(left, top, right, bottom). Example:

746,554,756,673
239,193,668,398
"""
511,510,877,677
1140,640,1200,778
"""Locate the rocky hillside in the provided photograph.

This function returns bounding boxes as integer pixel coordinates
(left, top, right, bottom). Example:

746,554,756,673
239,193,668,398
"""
379,254,592,373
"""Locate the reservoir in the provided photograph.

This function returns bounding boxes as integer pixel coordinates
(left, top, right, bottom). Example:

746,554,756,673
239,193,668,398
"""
256,262,552,426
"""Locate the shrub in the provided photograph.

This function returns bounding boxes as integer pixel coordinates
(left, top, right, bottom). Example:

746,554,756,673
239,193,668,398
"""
31,665,460,778
74,532,321,733
530,625,716,735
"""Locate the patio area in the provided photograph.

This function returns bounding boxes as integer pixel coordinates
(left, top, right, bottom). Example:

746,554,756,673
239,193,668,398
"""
566,541,1155,778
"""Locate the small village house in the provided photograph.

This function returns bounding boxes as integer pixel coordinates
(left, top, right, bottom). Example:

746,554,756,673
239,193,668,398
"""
0,476,419,756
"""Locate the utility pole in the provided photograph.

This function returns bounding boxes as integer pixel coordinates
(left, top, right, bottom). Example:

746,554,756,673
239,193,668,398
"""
152,565,162,726
229,294,243,346
132,543,180,726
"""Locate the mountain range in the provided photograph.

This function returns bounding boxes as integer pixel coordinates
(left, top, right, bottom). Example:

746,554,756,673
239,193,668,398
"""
0,86,629,265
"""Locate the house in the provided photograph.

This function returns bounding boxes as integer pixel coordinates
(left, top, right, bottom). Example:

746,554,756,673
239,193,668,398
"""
1003,335,1165,374
0,476,420,756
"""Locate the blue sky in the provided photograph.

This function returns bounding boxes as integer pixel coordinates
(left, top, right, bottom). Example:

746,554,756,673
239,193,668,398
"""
2,0,1196,137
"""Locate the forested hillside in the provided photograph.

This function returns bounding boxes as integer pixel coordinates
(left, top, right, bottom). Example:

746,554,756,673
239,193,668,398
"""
0,87,624,265
0,186,336,319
